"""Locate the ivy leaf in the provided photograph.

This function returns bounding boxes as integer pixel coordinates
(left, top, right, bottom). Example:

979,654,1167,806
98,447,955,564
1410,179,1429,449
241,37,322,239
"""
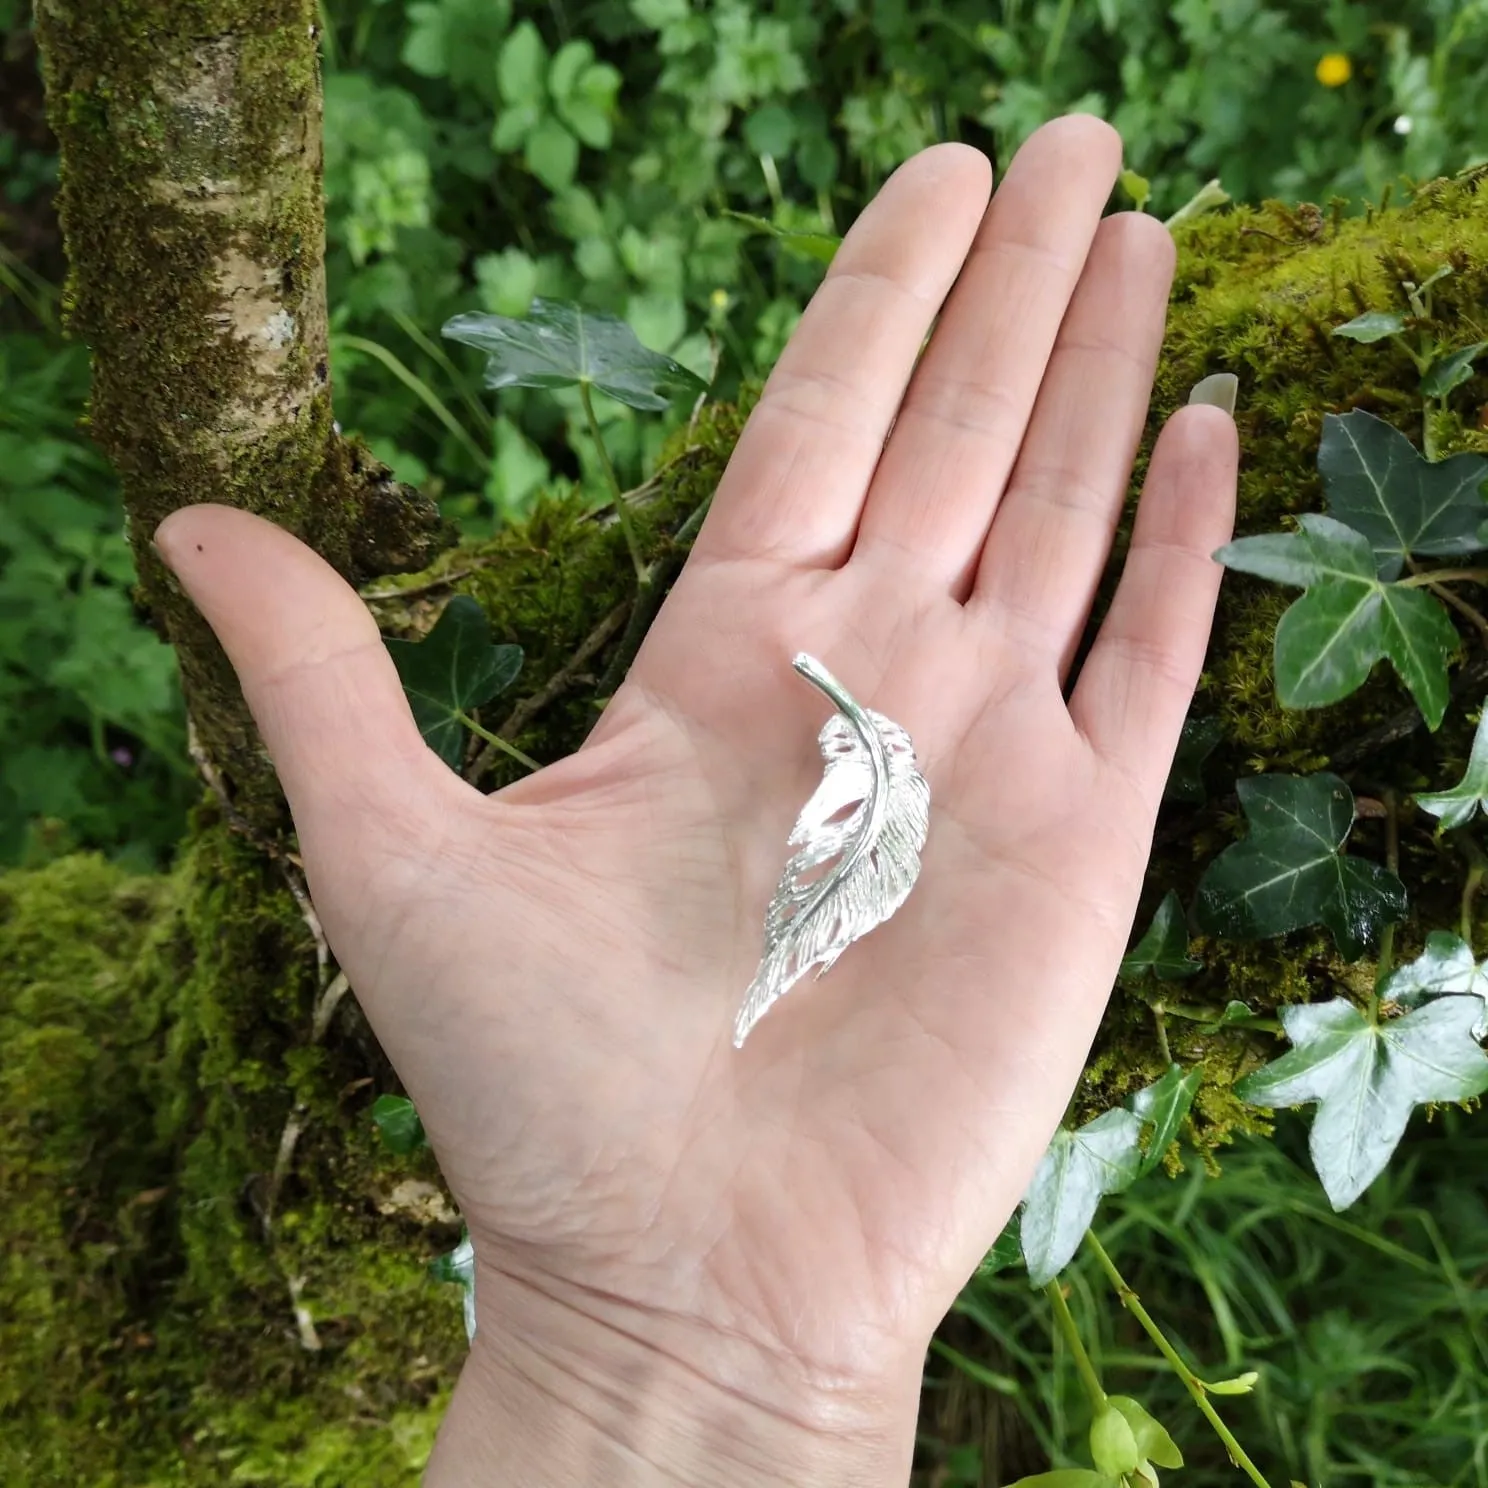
429,1231,478,1342
1129,1064,1202,1177
1417,705,1488,828
976,1213,1024,1277
1119,168,1151,212
1380,930,1488,1038
1215,513,1458,727
1120,892,1201,982
1237,997,1488,1210
1164,715,1222,804
1020,1109,1144,1286
1107,1396,1184,1471
386,596,524,768
1318,410,1488,579
444,299,708,412
1332,310,1406,343
371,1094,427,1154
1194,773,1407,960
1202,999,1257,1032
1421,342,1486,399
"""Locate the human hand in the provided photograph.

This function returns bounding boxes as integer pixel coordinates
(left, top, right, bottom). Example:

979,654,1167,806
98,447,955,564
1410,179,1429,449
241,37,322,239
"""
155,114,1237,1486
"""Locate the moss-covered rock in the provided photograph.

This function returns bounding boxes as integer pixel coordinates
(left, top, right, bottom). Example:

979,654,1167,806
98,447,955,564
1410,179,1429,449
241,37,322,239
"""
4,175,1487,1480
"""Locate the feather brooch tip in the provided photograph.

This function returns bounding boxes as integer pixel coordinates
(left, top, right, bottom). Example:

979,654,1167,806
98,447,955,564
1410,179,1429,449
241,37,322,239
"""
733,653,930,1048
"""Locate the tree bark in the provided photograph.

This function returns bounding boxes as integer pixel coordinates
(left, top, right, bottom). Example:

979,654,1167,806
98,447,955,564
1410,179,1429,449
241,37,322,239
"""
34,0,450,833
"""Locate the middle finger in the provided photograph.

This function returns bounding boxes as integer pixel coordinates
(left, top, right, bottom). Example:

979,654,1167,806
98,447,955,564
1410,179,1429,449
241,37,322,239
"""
849,115,1122,599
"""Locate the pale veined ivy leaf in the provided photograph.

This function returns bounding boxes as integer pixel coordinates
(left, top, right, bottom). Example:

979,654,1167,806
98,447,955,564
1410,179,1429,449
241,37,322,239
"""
1331,310,1406,343
1417,703,1488,828
1020,1109,1144,1286
429,1230,477,1342
1215,513,1458,727
1107,1396,1184,1470
1380,930,1488,1038
1237,997,1488,1210
1421,342,1486,399
1129,1063,1203,1177
1163,714,1222,804
1318,409,1488,579
1194,773,1407,960
1120,892,1202,982
386,596,524,768
444,299,708,411
371,1094,427,1154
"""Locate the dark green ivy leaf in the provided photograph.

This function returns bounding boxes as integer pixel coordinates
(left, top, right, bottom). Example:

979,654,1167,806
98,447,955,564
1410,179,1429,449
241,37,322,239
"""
371,1094,427,1154
1020,1108,1144,1286
1194,773,1407,959
1215,513,1458,727
1164,715,1222,804
1237,997,1488,1210
1331,310,1406,343
1120,891,1202,982
975,1213,1024,1277
1421,342,1486,399
444,298,708,411
386,596,524,768
1380,930,1488,1038
1129,1063,1203,1177
1318,410,1488,580
1417,704,1488,828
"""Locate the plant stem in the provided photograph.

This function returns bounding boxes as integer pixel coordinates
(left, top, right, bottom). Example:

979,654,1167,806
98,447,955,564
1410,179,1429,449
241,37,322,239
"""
1454,829,1488,949
1371,788,1401,1018
456,711,541,773
1151,1004,1173,1064
1427,581,1488,647
1083,1232,1276,1488
579,380,646,582
1397,567,1488,588
1044,1279,1106,1414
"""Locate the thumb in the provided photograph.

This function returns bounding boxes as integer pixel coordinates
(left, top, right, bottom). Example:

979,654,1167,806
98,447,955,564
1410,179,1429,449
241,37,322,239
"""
154,503,452,857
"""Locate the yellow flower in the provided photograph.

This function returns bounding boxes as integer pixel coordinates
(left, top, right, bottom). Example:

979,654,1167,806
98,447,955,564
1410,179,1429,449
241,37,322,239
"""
1316,52,1352,87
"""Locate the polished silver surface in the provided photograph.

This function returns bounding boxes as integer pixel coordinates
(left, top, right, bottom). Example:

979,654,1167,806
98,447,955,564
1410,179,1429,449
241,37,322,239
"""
734,653,931,1047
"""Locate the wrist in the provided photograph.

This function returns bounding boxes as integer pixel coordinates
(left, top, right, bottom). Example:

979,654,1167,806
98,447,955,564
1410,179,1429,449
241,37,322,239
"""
425,1260,920,1487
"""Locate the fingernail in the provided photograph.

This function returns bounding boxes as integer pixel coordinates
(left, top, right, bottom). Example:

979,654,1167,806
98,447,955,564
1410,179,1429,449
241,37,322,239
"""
1188,373,1239,417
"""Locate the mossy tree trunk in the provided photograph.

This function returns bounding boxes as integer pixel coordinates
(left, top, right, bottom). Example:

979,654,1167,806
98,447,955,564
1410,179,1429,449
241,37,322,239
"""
34,0,450,833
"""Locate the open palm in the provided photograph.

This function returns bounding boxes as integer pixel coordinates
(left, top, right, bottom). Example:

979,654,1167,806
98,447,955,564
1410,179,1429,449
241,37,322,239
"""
157,116,1236,1479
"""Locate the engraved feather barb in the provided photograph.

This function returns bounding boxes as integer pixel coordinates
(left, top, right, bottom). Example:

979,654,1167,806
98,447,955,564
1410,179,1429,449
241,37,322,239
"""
733,653,931,1047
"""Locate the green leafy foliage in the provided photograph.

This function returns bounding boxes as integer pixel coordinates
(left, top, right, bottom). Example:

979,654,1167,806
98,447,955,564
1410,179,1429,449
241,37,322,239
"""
371,1093,428,1153
1120,891,1201,982
1005,1471,1113,1488
1089,1404,1140,1476
1380,930,1488,1038
1194,774,1407,959
444,298,707,411
1416,701,1488,828
1317,410,1488,580
1238,997,1488,1209
1420,341,1486,398
429,1230,477,1341
386,596,524,767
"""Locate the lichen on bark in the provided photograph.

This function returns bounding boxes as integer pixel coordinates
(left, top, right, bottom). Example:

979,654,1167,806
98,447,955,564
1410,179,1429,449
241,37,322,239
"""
34,0,450,834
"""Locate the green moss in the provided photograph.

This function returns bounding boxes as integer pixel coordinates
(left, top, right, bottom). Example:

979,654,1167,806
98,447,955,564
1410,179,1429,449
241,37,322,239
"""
0,830,464,1485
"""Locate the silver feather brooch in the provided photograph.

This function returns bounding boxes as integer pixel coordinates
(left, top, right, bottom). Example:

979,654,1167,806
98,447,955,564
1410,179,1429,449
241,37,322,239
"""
733,653,931,1047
